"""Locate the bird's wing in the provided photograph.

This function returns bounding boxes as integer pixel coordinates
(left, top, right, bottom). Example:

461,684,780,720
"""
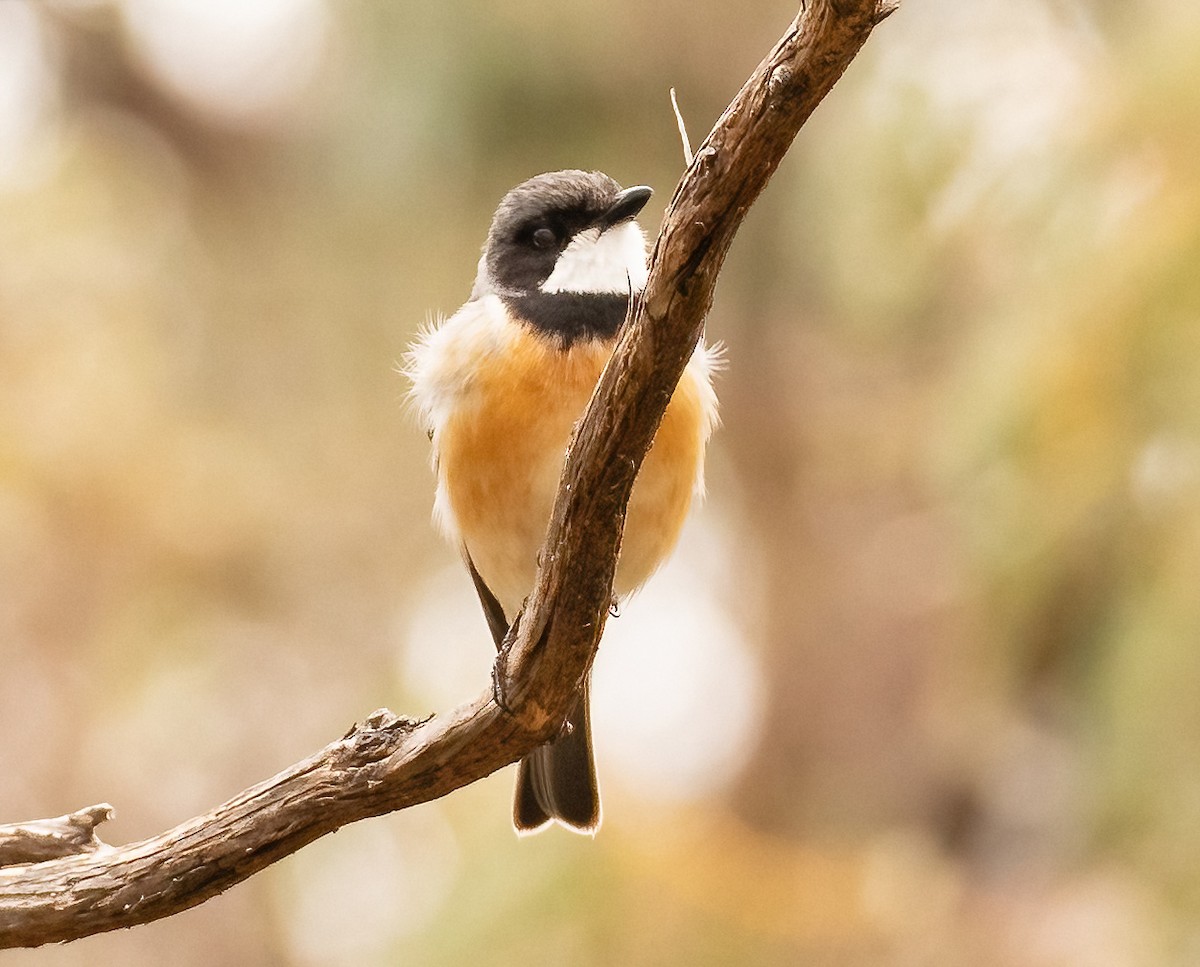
465,547,509,649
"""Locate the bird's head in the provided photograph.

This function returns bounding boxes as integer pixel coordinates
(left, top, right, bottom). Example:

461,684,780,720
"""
476,170,653,344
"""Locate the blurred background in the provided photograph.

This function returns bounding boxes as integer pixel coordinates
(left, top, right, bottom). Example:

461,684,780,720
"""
2,0,1199,963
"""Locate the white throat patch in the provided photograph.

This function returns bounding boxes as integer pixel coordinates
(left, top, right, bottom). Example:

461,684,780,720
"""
539,221,649,295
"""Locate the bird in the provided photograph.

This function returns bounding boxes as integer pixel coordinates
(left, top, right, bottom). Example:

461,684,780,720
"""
405,169,719,835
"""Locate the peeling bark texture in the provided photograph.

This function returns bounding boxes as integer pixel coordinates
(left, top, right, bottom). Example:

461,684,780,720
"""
0,0,895,948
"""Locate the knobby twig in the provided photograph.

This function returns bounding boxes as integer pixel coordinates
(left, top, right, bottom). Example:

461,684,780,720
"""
0,0,896,948
0,805,114,867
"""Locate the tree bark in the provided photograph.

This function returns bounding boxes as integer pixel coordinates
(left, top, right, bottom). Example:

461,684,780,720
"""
0,0,896,947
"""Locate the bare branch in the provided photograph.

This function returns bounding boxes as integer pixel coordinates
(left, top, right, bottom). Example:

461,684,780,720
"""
496,0,893,731
2,707,514,946
0,0,895,948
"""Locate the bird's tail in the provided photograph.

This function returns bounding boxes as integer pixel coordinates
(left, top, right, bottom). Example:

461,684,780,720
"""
513,685,600,835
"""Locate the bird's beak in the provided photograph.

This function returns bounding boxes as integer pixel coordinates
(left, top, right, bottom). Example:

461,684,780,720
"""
600,185,653,229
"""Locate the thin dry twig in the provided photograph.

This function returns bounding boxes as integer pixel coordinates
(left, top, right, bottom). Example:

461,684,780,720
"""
670,87,694,167
0,0,896,948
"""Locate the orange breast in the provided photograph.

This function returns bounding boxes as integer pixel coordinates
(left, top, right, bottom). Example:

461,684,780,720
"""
438,327,705,616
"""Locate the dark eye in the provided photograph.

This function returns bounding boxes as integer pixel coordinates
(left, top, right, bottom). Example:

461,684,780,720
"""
531,227,557,250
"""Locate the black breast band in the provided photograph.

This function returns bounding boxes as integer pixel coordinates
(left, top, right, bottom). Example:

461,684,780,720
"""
506,291,630,346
